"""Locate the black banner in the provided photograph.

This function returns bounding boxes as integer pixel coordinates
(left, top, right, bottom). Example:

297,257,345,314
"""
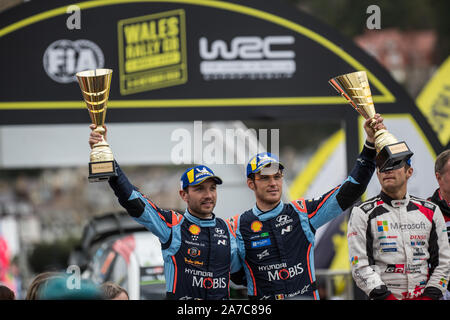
0,0,442,153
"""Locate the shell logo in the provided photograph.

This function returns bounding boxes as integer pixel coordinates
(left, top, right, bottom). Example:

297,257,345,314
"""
251,221,263,232
189,224,201,235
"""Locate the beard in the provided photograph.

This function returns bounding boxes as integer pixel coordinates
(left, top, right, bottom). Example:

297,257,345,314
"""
188,199,215,216
254,184,281,207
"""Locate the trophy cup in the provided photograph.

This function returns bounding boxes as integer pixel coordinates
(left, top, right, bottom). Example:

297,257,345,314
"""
76,68,117,182
329,71,413,172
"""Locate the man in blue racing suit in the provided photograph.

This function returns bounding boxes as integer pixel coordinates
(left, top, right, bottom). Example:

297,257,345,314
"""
89,125,241,300
227,115,385,300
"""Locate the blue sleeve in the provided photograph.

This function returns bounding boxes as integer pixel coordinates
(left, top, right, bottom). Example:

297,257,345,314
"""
293,186,342,231
334,143,376,209
226,215,245,261
108,161,173,243
225,215,244,273
232,217,252,292
228,228,242,273
291,143,376,230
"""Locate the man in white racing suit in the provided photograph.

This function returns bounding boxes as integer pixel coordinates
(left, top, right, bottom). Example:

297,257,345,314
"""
348,158,450,300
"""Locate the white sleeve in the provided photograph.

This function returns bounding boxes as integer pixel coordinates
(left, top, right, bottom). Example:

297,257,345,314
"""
426,206,450,295
347,206,385,297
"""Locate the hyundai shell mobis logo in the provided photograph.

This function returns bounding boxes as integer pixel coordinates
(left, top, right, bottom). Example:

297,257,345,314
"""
251,221,263,232
258,263,304,281
185,269,227,289
189,224,200,235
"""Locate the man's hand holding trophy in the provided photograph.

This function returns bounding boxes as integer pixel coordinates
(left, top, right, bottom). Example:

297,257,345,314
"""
329,71,413,172
76,68,117,182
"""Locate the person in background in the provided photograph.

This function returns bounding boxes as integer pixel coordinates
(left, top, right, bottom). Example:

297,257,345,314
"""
429,149,450,300
0,284,15,300
26,271,102,300
348,157,450,300
101,281,129,300
38,275,102,300
25,272,64,300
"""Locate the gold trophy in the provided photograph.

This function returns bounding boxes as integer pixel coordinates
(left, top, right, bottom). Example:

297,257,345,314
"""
76,68,117,182
329,71,413,172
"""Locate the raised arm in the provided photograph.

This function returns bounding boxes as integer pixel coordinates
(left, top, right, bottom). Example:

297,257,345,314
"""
89,125,179,243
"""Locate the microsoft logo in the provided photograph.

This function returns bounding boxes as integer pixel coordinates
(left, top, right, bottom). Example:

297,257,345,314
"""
377,220,389,232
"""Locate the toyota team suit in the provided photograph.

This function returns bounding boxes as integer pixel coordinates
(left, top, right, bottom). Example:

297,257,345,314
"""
348,191,450,300
108,162,241,300
429,188,450,299
227,142,376,300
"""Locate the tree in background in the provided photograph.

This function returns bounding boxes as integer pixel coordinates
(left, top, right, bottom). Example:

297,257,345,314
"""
292,0,449,64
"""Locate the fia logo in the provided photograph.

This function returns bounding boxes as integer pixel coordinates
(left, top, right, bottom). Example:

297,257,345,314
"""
43,39,104,83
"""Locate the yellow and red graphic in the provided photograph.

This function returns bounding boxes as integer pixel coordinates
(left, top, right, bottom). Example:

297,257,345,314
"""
189,224,201,235
251,221,263,232
117,9,187,95
416,56,450,146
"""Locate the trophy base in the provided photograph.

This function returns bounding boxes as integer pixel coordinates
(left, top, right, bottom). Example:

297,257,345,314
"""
376,141,413,172
88,160,117,183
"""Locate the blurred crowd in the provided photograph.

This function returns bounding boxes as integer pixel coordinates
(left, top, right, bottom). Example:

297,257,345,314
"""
0,165,185,299
0,165,187,241
0,273,128,300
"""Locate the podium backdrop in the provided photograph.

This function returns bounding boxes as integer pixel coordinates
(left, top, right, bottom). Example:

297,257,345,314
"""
0,0,445,162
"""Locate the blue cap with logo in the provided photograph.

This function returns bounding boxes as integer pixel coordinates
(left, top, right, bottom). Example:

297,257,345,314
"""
180,165,223,190
246,152,284,177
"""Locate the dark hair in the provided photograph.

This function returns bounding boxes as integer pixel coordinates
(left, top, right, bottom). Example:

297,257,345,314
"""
0,285,15,300
100,282,129,300
25,272,65,300
435,149,450,175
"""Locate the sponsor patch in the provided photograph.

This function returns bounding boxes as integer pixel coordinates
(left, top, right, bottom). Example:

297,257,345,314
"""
117,10,187,95
362,203,374,212
347,231,357,238
377,220,389,232
385,264,405,273
189,224,200,235
251,238,271,248
380,247,397,253
251,220,263,232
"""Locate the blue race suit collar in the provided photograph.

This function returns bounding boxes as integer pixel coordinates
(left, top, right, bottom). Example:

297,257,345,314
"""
252,200,284,221
184,209,216,227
